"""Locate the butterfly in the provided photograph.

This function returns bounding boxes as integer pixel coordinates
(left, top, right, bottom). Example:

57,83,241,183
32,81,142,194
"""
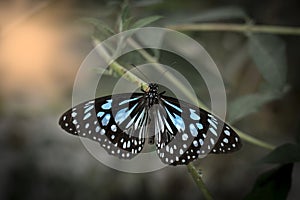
59,83,242,165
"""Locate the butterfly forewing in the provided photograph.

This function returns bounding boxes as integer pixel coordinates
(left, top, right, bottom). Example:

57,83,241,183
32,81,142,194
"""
154,96,242,165
59,93,148,159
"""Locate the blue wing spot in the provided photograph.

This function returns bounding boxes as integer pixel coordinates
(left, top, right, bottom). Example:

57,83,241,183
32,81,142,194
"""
189,124,198,137
162,99,183,112
189,109,200,120
95,126,100,133
165,108,185,131
115,103,138,124
196,123,203,130
119,97,141,105
101,99,112,110
115,108,128,124
101,114,111,126
97,111,104,118
173,114,185,131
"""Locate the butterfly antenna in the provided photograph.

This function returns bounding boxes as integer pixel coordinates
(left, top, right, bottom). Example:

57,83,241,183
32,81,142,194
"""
131,64,151,83
157,61,177,83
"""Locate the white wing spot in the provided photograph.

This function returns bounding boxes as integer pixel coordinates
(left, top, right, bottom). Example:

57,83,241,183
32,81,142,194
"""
111,124,117,132
100,129,105,135
179,149,184,155
182,133,189,141
209,127,218,137
224,130,230,136
199,139,204,146
193,140,198,147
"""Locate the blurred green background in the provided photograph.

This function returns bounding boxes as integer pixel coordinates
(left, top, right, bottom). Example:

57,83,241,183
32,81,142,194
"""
0,0,300,199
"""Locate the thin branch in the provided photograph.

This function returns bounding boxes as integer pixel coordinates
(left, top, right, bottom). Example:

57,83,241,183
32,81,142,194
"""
92,37,148,91
167,23,300,36
235,128,275,150
187,163,214,200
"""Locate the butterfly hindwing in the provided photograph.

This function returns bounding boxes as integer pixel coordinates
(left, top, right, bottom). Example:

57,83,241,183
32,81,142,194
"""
154,96,242,165
59,93,148,159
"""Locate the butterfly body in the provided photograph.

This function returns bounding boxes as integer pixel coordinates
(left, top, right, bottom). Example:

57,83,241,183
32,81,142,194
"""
59,83,242,165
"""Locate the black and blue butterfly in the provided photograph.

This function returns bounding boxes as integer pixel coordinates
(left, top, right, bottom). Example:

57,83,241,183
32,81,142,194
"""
59,83,242,165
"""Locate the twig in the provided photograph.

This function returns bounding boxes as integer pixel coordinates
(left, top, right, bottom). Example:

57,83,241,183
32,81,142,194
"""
92,37,148,91
187,163,214,200
167,23,300,36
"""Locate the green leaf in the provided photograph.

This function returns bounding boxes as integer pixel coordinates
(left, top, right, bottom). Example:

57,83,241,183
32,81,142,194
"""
79,17,115,39
184,6,248,22
228,92,279,123
248,34,287,91
121,3,130,24
133,0,163,7
260,143,300,164
131,15,162,29
244,164,293,200
123,17,134,30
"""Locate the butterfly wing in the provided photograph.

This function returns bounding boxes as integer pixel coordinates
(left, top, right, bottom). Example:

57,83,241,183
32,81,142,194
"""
59,93,148,159
154,95,242,165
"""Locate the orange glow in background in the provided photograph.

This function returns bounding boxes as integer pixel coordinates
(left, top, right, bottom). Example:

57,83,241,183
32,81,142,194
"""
0,1,81,111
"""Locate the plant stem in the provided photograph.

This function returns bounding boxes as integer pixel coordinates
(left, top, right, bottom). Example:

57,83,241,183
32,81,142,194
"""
187,163,214,200
92,37,148,91
167,23,300,36
235,128,275,150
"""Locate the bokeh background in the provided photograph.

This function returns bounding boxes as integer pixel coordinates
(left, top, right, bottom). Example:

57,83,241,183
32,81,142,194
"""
0,0,300,199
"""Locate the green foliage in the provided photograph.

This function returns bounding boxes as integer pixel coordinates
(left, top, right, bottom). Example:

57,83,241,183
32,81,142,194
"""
130,16,163,29
244,164,293,200
185,6,249,23
260,143,300,164
228,33,288,123
78,17,115,41
248,34,287,91
228,91,279,124
119,2,162,31
79,4,162,41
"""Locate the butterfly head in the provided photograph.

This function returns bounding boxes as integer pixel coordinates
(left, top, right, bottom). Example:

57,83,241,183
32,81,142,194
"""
148,83,158,93
144,83,159,107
